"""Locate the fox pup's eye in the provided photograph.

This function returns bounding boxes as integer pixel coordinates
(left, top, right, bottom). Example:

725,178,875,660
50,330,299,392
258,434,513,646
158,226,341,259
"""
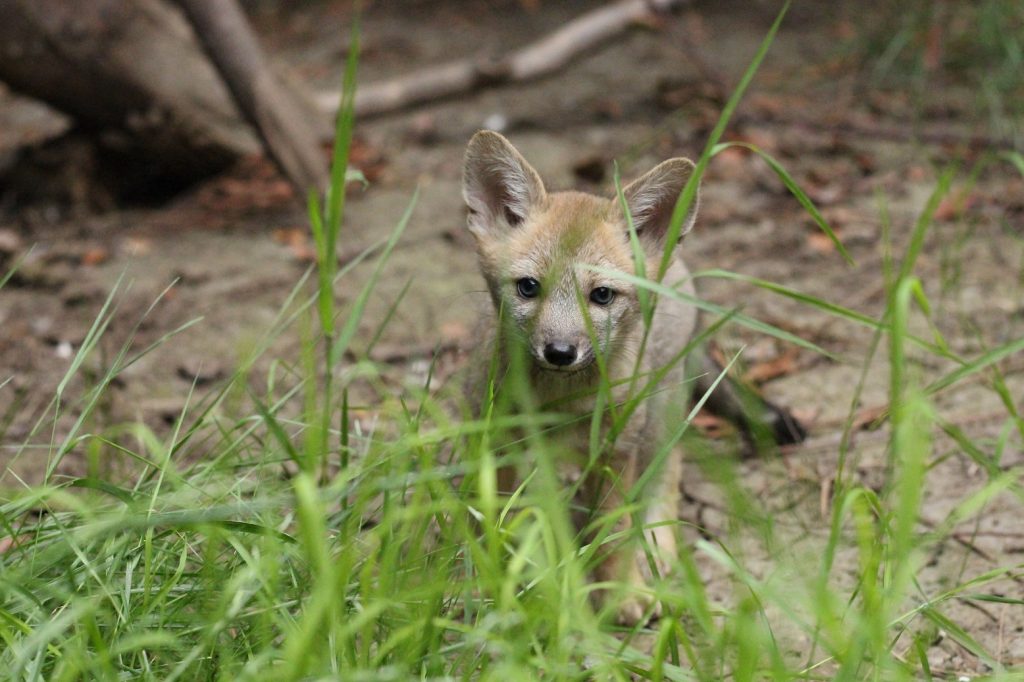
590,287,614,305
516,277,540,298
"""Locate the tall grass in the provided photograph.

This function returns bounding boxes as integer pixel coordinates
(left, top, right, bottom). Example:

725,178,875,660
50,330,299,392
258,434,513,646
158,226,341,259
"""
853,0,1024,144
1,5,1022,681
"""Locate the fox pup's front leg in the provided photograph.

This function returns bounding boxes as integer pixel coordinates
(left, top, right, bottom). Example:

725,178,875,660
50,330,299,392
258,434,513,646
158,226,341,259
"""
585,445,682,624
583,451,649,624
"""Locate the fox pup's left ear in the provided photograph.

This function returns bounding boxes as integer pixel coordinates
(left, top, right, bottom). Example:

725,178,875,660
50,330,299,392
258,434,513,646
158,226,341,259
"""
621,158,700,253
463,131,547,238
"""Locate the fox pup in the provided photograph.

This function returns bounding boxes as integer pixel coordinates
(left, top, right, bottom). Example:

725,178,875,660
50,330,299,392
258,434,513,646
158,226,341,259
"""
462,131,800,624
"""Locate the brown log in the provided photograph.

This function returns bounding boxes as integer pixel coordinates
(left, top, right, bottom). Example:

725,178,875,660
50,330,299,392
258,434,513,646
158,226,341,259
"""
0,0,258,184
316,0,691,119
174,0,329,197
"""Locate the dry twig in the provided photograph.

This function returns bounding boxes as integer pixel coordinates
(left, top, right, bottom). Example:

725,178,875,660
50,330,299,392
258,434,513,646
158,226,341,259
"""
316,0,690,118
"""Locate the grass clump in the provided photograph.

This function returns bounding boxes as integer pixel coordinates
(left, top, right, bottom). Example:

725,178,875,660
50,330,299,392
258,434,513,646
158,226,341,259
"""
1,5,1023,681
849,0,1024,143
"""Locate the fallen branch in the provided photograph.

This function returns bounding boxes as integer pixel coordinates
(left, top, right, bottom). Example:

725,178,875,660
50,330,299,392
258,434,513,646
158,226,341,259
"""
316,0,690,118
175,0,328,196
0,0,258,183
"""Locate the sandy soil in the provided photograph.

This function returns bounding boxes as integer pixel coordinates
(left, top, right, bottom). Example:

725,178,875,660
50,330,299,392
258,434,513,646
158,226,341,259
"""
0,0,1021,674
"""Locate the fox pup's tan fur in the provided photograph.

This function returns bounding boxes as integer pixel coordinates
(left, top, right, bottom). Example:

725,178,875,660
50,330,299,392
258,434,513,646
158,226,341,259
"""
462,131,703,624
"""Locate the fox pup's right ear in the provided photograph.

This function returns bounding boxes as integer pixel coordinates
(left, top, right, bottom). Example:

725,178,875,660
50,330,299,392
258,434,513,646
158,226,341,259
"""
622,158,700,254
463,131,546,237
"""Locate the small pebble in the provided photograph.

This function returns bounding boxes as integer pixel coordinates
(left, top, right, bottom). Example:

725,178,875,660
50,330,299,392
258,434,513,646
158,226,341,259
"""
0,228,23,255
55,340,73,360
482,113,508,133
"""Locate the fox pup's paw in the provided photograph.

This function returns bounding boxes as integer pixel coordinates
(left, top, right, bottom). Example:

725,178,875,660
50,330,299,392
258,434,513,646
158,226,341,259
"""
638,553,674,585
613,591,661,627
594,577,662,626
591,577,661,626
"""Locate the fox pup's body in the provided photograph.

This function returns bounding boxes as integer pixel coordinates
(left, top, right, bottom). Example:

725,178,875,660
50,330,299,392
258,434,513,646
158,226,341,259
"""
462,131,799,624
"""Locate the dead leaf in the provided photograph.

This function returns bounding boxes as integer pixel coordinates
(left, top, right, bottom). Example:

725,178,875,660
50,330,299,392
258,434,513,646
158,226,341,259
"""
743,346,799,384
272,227,307,247
807,229,841,254
349,137,388,184
272,227,316,262
924,23,943,72
197,155,296,213
934,189,978,221
852,404,888,431
707,343,728,368
692,410,733,439
821,206,861,229
80,246,109,267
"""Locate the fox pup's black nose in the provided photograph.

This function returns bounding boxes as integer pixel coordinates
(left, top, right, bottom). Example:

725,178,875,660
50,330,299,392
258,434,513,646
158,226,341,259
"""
543,342,577,366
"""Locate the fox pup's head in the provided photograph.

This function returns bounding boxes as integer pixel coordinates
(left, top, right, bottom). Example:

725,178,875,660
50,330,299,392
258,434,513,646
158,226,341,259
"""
462,131,699,374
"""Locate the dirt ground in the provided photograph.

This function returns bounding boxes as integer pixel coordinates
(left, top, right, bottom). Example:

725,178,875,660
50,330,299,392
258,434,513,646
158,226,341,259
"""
1,0,1022,674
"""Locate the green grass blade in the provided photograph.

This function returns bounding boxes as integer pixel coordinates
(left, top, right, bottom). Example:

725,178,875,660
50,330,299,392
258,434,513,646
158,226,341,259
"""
329,189,418,367
588,264,831,357
924,335,1024,396
711,142,853,264
657,1,790,279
